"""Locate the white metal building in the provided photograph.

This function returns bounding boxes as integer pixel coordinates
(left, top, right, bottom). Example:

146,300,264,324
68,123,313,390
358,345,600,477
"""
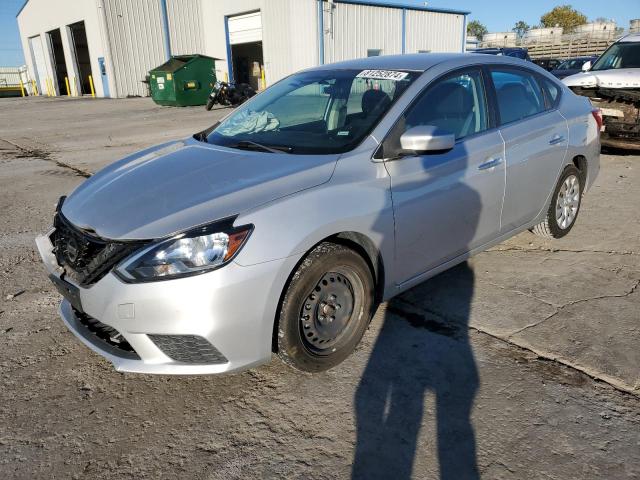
17,0,469,98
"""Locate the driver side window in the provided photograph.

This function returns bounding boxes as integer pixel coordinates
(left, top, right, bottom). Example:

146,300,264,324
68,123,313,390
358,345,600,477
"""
405,69,489,140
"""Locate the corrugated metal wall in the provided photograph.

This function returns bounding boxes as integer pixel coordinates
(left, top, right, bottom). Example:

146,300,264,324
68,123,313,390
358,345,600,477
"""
103,0,166,97
405,10,464,53
324,2,403,64
166,0,204,55
262,0,318,84
99,0,464,97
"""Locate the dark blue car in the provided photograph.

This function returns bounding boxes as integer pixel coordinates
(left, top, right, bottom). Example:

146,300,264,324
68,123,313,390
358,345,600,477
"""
550,56,599,79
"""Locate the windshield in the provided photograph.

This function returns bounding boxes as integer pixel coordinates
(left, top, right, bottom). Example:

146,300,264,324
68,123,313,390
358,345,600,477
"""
558,58,588,70
591,42,640,71
206,69,419,154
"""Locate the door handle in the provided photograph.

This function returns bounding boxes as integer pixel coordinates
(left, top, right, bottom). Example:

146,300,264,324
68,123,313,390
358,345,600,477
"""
549,134,565,145
478,157,503,171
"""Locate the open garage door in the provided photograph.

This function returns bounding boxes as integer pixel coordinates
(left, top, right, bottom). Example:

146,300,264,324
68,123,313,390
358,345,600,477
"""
228,11,262,44
68,21,94,96
46,29,68,96
227,11,264,91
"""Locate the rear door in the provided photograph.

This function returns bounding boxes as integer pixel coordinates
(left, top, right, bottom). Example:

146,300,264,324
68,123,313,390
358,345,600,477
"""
488,67,568,232
382,68,506,284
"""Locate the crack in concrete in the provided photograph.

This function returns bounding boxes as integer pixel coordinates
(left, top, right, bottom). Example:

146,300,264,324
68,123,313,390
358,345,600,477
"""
507,278,640,338
487,245,639,256
484,280,561,308
394,292,640,397
0,138,92,178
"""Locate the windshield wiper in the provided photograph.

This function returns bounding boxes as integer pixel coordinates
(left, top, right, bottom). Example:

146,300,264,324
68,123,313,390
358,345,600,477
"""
230,140,292,154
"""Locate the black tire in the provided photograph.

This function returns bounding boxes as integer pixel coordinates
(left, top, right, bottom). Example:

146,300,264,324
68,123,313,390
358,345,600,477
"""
205,97,215,111
531,165,583,239
277,242,375,373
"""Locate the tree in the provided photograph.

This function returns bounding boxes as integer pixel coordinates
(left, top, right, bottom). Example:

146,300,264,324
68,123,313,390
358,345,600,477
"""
467,20,488,40
540,5,587,33
512,20,530,39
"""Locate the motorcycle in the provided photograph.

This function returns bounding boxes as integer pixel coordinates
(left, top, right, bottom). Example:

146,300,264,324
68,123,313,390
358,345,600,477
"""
206,80,256,110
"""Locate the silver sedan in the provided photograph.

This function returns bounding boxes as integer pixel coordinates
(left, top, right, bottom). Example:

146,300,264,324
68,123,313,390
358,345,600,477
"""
37,53,600,374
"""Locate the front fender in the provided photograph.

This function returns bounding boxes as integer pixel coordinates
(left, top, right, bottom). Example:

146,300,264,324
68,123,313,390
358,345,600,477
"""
233,154,396,293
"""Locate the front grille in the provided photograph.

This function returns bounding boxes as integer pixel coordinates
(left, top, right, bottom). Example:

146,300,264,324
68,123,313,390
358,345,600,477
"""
73,308,140,360
148,335,228,364
51,209,146,287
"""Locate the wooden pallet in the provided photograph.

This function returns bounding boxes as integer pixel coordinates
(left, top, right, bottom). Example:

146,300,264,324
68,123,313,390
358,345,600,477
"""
525,39,614,59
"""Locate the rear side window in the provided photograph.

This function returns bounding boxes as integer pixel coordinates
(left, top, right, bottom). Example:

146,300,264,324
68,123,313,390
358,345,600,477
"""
491,69,546,124
540,77,561,108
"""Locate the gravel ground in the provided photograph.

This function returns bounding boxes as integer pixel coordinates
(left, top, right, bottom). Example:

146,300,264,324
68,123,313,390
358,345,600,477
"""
0,97,639,479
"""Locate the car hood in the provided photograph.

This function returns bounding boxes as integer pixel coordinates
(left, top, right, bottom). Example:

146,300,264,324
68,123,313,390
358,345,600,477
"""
61,139,338,240
562,68,640,89
551,69,578,79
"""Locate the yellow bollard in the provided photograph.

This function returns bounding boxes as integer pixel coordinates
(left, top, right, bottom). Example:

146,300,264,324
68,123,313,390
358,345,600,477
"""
224,71,228,83
19,79,25,97
45,78,50,96
88,75,95,97
31,79,38,96
261,68,266,90
65,77,71,96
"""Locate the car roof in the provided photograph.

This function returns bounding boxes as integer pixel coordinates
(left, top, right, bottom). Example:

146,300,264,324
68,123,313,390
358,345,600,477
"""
563,56,597,61
618,33,640,43
305,53,534,73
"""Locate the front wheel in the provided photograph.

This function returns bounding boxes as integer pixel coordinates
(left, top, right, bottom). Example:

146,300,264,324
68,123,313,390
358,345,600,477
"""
277,242,375,373
205,96,215,111
531,165,583,239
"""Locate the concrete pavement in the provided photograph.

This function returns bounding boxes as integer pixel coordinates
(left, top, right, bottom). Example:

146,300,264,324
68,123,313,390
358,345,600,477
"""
0,96,638,479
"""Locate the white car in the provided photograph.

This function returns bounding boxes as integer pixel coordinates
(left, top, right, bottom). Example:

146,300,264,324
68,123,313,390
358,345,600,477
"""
563,33,640,150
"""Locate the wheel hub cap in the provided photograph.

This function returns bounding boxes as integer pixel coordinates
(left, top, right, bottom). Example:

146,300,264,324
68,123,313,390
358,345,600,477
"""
556,174,580,230
300,272,355,351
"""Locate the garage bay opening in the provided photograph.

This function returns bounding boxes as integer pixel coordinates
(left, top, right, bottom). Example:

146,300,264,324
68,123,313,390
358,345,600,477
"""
231,41,263,91
46,28,68,95
228,11,264,91
68,21,93,95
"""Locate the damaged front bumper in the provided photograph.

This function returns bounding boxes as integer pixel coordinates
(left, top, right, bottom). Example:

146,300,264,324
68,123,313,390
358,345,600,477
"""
571,87,640,150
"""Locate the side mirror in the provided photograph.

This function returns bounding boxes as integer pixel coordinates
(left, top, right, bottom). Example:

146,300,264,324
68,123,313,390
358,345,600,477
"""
400,125,455,153
581,61,592,72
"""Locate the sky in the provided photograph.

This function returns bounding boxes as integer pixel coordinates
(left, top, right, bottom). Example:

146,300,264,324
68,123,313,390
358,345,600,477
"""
424,0,639,32
0,0,24,66
0,0,638,66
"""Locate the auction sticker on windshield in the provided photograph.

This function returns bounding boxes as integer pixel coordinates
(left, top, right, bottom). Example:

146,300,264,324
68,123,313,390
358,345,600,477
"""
356,70,409,81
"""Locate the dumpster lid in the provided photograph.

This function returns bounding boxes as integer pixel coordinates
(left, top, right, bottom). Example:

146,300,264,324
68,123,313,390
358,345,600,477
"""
150,54,221,73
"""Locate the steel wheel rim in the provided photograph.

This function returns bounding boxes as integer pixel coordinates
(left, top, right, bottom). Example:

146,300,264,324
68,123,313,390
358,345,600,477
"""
555,174,580,230
299,268,363,355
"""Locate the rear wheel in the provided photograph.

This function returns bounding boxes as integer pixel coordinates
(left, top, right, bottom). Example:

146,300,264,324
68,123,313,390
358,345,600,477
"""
531,165,583,239
277,242,374,373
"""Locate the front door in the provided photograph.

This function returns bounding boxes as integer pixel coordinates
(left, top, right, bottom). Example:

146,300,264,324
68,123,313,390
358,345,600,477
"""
382,68,505,284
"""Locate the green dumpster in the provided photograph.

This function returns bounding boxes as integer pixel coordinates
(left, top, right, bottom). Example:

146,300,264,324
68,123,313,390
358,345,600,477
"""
149,54,218,106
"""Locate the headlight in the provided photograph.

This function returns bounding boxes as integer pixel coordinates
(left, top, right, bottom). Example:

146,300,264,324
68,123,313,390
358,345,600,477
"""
115,222,252,282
